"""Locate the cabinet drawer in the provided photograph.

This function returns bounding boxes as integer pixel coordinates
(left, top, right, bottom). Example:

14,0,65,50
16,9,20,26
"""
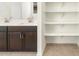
8,26,37,32
0,26,6,32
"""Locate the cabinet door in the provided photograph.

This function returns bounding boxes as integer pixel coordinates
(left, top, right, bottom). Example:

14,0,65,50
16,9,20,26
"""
23,32,37,51
8,32,22,51
0,32,6,51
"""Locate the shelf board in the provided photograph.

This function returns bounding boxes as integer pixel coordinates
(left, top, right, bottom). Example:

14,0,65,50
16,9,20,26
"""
45,22,79,25
45,33,79,36
45,11,79,13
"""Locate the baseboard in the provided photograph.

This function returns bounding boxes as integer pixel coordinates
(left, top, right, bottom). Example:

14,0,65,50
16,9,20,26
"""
46,39,77,44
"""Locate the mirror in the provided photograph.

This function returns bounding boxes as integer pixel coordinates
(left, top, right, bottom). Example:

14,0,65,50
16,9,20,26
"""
0,2,33,20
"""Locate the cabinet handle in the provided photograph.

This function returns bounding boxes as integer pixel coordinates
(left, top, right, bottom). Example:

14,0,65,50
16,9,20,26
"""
20,33,24,39
20,33,22,39
21,33,24,39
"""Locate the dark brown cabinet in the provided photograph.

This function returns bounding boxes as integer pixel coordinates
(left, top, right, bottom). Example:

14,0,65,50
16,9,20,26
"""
0,26,37,52
8,32,22,51
23,32,37,51
0,32,6,51
0,27,7,51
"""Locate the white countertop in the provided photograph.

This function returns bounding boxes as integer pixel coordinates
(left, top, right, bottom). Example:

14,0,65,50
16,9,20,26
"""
0,19,38,26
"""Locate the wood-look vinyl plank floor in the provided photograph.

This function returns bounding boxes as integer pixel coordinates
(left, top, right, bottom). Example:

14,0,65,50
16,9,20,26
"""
43,44,79,56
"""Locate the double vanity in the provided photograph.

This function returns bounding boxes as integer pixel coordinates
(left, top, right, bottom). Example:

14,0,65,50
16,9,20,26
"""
0,2,39,55
0,18,37,52
0,25,37,52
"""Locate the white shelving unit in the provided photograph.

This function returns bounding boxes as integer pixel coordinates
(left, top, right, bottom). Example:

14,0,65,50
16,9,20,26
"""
45,2,79,44
45,33,79,36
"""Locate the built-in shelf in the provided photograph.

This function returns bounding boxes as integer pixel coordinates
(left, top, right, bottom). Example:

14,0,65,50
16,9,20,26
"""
44,2,79,44
45,22,79,25
45,33,79,36
45,11,78,13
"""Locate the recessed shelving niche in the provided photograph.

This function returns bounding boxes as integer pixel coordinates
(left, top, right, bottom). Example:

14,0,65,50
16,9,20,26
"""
45,2,79,43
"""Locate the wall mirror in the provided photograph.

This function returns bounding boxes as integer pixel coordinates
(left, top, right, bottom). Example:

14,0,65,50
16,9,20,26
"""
0,2,33,20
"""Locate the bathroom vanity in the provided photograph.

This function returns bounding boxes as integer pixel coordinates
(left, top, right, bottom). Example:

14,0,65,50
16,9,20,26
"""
0,2,38,52
0,2,44,56
0,26,37,51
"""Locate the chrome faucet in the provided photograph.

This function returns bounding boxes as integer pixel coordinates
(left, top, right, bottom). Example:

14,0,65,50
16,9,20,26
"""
4,17,12,23
27,16,33,23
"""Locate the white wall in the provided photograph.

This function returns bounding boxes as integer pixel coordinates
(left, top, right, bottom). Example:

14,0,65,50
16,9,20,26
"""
37,2,46,56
